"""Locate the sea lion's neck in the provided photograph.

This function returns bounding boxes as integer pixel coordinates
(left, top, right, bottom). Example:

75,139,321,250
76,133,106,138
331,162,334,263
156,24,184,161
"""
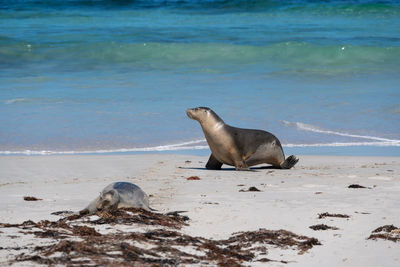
111,193,120,208
200,112,225,135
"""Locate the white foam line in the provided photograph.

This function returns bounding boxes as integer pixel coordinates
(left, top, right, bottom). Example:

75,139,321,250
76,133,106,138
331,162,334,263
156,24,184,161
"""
282,121,400,143
285,141,400,147
2,141,399,155
2,137,400,156
159,139,206,147
0,140,208,155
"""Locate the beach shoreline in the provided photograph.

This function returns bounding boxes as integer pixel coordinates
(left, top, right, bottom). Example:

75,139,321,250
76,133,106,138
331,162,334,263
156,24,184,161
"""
0,154,399,266
2,1,400,265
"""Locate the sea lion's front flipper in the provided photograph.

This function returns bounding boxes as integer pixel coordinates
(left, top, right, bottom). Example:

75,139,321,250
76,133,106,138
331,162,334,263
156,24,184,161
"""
206,153,223,170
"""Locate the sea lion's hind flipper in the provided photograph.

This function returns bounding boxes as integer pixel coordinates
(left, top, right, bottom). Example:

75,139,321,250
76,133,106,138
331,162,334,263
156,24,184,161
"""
206,153,223,170
280,155,299,169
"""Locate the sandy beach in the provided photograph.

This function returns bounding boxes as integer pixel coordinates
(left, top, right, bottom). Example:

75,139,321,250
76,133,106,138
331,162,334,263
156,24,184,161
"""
0,154,399,266
2,1,400,266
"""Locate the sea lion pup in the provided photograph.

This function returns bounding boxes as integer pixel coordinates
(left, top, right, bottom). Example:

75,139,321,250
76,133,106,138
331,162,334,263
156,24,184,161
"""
186,107,298,171
82,182,153,214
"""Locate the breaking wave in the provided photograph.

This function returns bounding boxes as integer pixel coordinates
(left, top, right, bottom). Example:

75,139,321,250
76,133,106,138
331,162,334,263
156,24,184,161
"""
2,125,400,156
285,142,400,147
281,120,400,147
0,139,208,155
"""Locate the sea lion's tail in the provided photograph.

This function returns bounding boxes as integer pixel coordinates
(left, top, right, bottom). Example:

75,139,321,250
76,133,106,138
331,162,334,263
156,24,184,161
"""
280,155,299,169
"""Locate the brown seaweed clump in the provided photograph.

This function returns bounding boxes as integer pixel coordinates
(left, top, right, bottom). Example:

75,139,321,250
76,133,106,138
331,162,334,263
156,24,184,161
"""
239,186,261,192
0,208,320,266
348,184,369,189
23,196,42,201
318,212,350,219
309,224,339,231
368,225,400,242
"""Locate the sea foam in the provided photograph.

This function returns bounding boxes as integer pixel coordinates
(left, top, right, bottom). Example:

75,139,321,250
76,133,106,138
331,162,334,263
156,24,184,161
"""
281,121,400,144
0,140,208,155
1,123,399,156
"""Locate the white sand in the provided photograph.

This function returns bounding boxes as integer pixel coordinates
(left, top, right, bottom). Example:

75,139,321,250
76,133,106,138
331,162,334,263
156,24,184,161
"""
0,154,399,266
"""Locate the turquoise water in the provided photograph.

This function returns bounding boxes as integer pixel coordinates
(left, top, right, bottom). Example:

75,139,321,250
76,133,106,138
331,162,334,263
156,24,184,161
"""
1,0,399,155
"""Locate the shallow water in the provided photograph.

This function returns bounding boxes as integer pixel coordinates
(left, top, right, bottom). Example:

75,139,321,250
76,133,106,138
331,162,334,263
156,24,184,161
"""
1,0,399,155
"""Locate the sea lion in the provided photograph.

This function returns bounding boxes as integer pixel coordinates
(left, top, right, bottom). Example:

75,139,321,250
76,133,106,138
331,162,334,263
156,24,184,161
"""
186,107,298,171
82,182,153,214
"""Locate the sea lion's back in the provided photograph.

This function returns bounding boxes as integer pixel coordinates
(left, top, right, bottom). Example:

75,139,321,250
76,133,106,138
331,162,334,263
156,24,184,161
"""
112,182,149,209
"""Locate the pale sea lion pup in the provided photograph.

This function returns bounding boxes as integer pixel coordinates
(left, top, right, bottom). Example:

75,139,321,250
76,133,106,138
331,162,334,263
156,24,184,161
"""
82,182,153,214
186,107,298,171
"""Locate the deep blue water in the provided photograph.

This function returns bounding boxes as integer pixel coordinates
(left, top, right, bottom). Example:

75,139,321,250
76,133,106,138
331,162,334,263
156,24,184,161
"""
0,0,399,155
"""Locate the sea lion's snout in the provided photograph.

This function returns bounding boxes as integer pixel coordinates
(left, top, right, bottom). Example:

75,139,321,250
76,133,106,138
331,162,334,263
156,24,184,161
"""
186,108,195,119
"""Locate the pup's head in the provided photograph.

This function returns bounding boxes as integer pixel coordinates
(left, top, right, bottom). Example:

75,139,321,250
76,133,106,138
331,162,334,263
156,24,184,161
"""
96,189,119,211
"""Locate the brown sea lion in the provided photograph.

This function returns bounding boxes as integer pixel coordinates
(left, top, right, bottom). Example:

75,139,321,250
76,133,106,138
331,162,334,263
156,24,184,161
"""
186,107,298,171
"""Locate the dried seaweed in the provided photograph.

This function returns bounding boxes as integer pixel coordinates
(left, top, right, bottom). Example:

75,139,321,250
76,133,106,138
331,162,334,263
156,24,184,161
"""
50,210,74,216
348,184,370,189
309,224,339,231
368,225,400,242
1,208,320,266
239,186,261,192
186,176,200,180
318,212,350,219
85,208,189,229
23,196,42,201
223,229,320,254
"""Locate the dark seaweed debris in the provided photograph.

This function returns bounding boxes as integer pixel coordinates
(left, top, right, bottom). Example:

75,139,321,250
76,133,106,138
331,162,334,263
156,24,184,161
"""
368,225,400,242
51,210,74,216
83,207,189,229
348,184,369,189
318,212,350,219
309,224,339,231
1,208,320,266
239,186,261,192
23,196,42,201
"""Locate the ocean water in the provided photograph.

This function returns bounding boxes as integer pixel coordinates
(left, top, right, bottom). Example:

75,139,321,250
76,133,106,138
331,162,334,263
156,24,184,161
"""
0,0,399,156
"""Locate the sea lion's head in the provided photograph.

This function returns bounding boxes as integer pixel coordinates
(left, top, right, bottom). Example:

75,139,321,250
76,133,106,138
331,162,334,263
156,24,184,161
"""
186,107,213,123
97,189,119,211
